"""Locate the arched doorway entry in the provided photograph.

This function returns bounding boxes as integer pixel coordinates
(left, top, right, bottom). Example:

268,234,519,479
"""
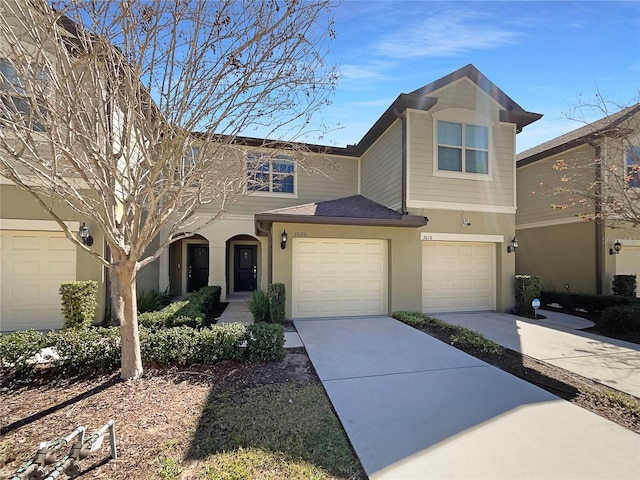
226,234,261,294
169,234,209,295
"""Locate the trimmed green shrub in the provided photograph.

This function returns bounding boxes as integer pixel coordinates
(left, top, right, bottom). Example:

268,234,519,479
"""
267,283,286,323
601,305,640,334
48,327,121,375
612,275,637,298
140,326,201,366
59,280,98,329
0,330,46,380
136,286,222,329
248,289,271,323
514,275,542,317
196,323,247,362
138,300,189,328
392,311,428,326
243,323,285,362
541,290,640,313
392,311,503,355
137,288,174,314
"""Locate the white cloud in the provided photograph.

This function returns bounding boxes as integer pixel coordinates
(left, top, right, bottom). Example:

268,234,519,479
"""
375,10,519,59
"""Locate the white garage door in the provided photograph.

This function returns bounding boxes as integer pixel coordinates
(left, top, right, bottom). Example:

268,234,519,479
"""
1,230,76,331
616,246,640,297
292,238,387,318
422,241,495,313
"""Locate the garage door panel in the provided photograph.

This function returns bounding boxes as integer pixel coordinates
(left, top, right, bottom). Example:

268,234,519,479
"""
1,230,76,332
616,246,640,297
292,238,388,318
422,242,495,313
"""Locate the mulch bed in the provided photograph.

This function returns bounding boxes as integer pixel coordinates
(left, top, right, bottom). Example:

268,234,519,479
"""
2,305,638,479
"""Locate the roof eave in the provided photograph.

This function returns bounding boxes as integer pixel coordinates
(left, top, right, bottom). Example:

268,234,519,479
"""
255,213,428,234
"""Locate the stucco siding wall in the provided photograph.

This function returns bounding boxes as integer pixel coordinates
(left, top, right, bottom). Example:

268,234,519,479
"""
516,221,597,294
516,145,596,226
360,120,403,210
408,79,516,208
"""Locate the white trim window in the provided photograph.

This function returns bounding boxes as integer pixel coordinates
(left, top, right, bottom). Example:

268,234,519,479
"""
0,58,49,132
626,146,640,188
437,120,489,174
246,152,295,195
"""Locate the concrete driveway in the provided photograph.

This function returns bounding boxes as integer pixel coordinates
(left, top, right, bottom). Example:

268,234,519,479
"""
434,311,640,397
294,316,640,480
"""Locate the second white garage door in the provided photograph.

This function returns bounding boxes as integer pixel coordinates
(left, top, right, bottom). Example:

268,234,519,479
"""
1,229,76,331
422,241,495,313
292,238,388,318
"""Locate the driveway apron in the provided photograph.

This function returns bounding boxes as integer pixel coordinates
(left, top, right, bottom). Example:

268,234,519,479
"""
294,316,640,480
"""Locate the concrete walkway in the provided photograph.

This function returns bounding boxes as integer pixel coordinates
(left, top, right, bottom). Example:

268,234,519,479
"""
295,316,640,479
217,293,303,348
434,310,640,397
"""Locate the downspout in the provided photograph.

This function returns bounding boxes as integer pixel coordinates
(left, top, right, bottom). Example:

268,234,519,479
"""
589,140,603,294
256,221,273,284
393,108,408,214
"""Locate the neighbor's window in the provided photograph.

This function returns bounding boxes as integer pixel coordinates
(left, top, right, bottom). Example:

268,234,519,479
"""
247,152,295,194
0,58,49,132
437,121,489,174
626,146,640,188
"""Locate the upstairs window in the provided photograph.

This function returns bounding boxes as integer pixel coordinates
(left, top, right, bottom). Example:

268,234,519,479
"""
437,121,489,174
0,58,49,132
626,146,640,188
247,152,295,194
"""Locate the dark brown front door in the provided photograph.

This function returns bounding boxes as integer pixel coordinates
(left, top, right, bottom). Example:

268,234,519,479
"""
187,244,209,292
234,245,257,292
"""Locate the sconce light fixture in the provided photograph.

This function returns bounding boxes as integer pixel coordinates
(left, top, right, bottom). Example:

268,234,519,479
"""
79,222,94,246
280,230,288,250
507,236,518,253
610,240,622,255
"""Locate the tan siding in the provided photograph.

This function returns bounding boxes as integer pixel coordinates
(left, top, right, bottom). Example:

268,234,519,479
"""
408,79,515,208
516,145,596,226
360,121,402,209
220,154,359,216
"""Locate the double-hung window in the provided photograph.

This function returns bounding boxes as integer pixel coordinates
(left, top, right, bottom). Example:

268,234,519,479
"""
437,120,489,175
626,146,640,188
0,58,48,132
247,152,295,194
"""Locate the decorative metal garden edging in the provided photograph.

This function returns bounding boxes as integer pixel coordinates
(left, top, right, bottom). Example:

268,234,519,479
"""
9,420,117,480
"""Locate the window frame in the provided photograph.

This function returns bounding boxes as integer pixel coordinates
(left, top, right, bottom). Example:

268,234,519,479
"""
0,58,49,132
432,109,494,181
626,146,640,188
246,151,297,197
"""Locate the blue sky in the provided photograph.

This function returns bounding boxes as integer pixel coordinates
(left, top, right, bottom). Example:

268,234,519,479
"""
312,1,640,153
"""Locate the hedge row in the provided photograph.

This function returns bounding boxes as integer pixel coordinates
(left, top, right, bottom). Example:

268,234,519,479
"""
138,285,221,329
0,322,284,382
541,290,640,313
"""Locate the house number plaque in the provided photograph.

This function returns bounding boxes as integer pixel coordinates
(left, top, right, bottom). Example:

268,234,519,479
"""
293,232,307,238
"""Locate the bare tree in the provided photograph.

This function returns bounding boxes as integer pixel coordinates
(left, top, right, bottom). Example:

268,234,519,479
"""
550,95,640,226
0,0,337,379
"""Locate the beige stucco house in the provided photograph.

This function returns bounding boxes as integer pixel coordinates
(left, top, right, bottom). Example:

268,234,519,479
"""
1,63,542,331
516,104,640,296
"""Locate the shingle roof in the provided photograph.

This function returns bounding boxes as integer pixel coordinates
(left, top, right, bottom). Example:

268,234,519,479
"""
517,103,640,166
254,195,428,228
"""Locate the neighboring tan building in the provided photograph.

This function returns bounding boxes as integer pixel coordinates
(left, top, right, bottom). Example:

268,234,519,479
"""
516,105,640,297
1,63,542,330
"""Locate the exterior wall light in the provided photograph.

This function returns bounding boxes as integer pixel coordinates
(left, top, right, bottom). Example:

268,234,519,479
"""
507,236,518,253
280,230,288,250
79,222,94,246
610,240,622,255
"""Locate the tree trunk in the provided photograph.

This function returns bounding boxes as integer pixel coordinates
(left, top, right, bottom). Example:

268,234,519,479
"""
112,263,143,380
